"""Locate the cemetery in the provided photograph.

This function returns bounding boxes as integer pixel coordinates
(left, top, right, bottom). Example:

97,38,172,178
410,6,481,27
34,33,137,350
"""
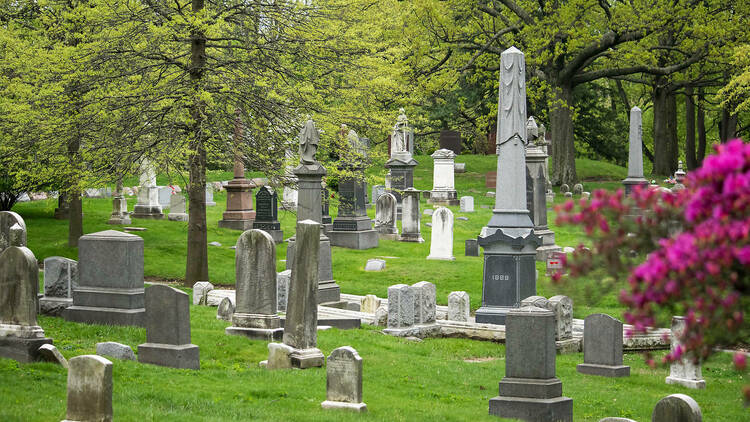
1,2,749,421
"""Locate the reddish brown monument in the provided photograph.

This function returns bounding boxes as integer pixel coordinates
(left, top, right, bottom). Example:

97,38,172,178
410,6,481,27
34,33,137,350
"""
219,112,256,230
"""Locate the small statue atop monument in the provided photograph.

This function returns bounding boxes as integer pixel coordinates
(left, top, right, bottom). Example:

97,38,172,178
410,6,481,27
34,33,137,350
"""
497,47,527,147
526,117,539,144
391,108,409,154
299,119,320,165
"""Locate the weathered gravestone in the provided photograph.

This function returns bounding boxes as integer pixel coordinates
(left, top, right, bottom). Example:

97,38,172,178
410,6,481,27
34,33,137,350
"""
205,185,216,206
251,186,283,243
384,282,439,337
371,185,386,205
427,207,455,260
192,281,213,305
360,294,381,314
448,291,470,322
0,246,53,362
138,285,200,370
386,284,413,329
374,192,398,239
651,394,702,422
560,184,570,194
399,188,424,243
63,230,146,327
489,306,573,421
577,313,630,377
572,183,583,195
96,341,135,361
428,149,459,206
226,230,282,341
321,346,367,412
548,295,573,340
131,159,164,219
0,211,26,253
38,343,68,368
546,251,565,276
465,239,479,257
364,259,386,271
460,196,475,213
63,355,113,422
665,316,706,389
276,270,291,312
412,281,436,324
107,195,131,225
40,256,78,316
167,194,188,222
216,297,234,322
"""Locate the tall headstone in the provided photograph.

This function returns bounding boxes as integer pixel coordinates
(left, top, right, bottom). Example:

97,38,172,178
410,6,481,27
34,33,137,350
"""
427,207,455,260
0,246,53,362
281,149,299,210
54,193,70,220
64,355,113,422
321,346,367,412
138,285,200,369
374,192,399,240
251,186,283,243
0,211,27,253
623,107,649,194
577,313,630,377
651,394,702,422
276,270,291,312
386,284,414,329
284,120,340,304
226,229,283,341
489,306,573,421
412,281,436,324
448,291,470,322
167,193,188,222
219,111,256,230
525,117,561,261
39,256,78,316
385,109,418,220
63,230,146,327
107,181,131,225
131,158,164,219
428,149,459,206
665,316,706,389
476,47,539,325
328,128,378,250
399,188,423,242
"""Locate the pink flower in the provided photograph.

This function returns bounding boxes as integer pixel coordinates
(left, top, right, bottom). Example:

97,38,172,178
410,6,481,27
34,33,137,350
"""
734,352,747,371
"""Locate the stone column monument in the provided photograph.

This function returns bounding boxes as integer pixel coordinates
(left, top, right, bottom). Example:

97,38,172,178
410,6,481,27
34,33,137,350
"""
219,111,256,230
525,117,560,261
428,149,459,206
285,119,341,304
385,108,418,220
131,158,164,219
623,106,648,194
107,178,131,225
475,47,539,326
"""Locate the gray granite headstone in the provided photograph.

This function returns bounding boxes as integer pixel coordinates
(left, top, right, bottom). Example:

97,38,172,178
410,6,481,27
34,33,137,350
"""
374,192,398,238
321,346,367,412
665,316,705,389
623,106,649,195
577,313,630,377
448,291,470,322
217,297,234,321
276,270,291,312
651,394,702,422
0,211,27,253
548,295,573,340
43,257,78,298
96,341,135,361
399,188,423,242
64,355,113,422
38,343,68,368
167,193,188,221
412,281,436,324
364,259,386,271
138,285,200,369
465,239,479,256
387,284,414,329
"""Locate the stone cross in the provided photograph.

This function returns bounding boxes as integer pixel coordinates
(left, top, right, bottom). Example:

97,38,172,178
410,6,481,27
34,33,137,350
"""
321,346,367,412
226,229,282,341
427,207,455,260
665,316,705,389
64,355,113,422
374,192,398,238
386,284,414,329
577,313,630,377
138,285,200,369
448,291,470,322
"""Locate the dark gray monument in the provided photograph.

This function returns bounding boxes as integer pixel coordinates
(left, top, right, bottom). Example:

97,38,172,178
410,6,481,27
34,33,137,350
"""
476,47,540,325
251,186,283,243
226,229,283,341
138,285,200,370
63,230,146,327
577,313,630,377
465,239,479,256
525,117,560,261
623,106,649,195
0,246,54,363
54,193,70,220
489,306,573,421
64,355,113,422
439,129,462,155
321,346,367,412
385,110,418,220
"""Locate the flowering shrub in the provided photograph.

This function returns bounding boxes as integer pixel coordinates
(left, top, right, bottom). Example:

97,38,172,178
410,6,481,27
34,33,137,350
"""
555,139,749,400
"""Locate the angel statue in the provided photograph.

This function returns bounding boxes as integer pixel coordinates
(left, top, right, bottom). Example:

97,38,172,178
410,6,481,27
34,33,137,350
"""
299,119,320,164
391,108,409,154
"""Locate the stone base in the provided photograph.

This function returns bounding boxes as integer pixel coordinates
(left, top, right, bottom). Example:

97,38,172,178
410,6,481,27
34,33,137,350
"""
131,205,164,220
218,219,254,231
39,296,73,316
226,326,284,341
290,347,325,369
137,343,200,370
280,316,361,331
253,228,283,243
327,229,379,250
63,306,146,327
377,232,399,241
0,337,54,363
383,323,441,338
577,363,630,377
321,401,367,412
536,244,562,261
399,233,424,243
168,213,188,222
107,216,131,225
665,376,706,389
318,281,341,305
556,338,581,354
427,254,455,261
489,395,573,421
475,305,514,326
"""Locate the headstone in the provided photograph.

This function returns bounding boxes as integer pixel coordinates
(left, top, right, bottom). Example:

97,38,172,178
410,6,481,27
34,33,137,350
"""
525,125,561,261
459,196,474,212
465,239,479,257
0,211,27,253
63,230,146,326
64,355,113,422
439,129,462,155
374,305,388,326
276,270,291,312
489,306,573,421
54,194,70,220
193,281,214,305
226,230,282,341
217,297,234,321
672,161,687,192
360,295,381,314
321,186,332,227
651,394,702,422
251,186,283,243
40,256,78,316
427,207,455,260
38,344,68,368
665,316,706,389
564,191,573,198
572,183,583,195
623,106,649,194
560,184,570,194
96,341,135,361
266,342,294,370
386,284,414,329
371,185,386,204
364,259,386,271
582,191,590,199
412,281,436,324
157,186,172,209
577,313,630,377
476,47,540,326
428,149,459,206
167,194,188,222
454,162,466,173
399,188,423,243
205,185,216,206
0,246,53,362
548,295,573,340
448,291,470,322
321,346,367,412
107,196,131,225
374,192,398,239
131,159,164,219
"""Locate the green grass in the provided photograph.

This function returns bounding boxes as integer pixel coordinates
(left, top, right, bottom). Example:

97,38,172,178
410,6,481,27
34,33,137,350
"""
4,154,747,420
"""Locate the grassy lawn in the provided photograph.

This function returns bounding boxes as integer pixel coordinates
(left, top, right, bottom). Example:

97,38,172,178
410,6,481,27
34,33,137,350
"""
3,154,746,420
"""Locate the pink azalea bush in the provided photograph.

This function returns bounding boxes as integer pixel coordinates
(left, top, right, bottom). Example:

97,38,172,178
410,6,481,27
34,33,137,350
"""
555,139,749,401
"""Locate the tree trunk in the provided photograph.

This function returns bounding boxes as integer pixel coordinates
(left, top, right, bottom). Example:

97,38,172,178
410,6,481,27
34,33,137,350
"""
652,80,678,176
549,83,577,185
184,0,209,287
67,136,83,247
684,85,697,170
719,106,738,143
697,87,707,166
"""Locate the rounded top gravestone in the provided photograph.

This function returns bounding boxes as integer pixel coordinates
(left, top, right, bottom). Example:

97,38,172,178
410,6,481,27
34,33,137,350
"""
651,394,702,422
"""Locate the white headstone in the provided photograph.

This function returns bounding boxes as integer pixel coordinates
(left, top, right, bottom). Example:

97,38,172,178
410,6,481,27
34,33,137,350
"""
448,291,470,322
426,207,455,260
665,316,706,389
459,196,474,213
